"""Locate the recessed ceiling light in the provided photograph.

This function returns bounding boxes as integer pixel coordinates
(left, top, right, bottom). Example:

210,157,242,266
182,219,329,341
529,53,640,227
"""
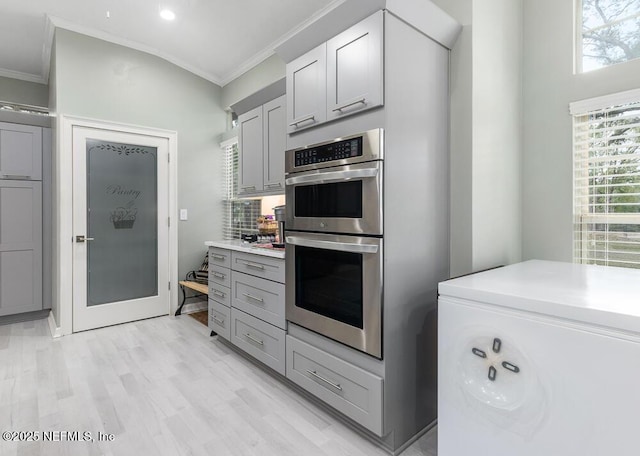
160,9,175,21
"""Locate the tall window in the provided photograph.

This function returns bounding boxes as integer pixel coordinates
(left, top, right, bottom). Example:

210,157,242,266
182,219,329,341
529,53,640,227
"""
578,0,640,72
221,140,261,239
572,90,640,269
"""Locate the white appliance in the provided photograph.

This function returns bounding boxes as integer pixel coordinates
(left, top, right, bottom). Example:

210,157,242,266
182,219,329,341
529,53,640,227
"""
438,260,640,456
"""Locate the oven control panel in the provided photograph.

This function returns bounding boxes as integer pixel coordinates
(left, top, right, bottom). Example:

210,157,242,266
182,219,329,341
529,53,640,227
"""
294,137,362,167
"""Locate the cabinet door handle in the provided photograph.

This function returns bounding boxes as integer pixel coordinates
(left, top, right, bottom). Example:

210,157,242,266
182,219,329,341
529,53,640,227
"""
289,115,315,127
212,272,226,279
242,292,264,303
212,316,225,326
211,254,226,261
244,333,264,346
212,290,226,298
2,174,31,179
332,97,366,112
241,260,265,270
306,370,343,391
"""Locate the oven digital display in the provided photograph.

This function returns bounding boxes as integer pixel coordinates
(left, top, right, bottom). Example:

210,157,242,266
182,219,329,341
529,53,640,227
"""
294,137,362,167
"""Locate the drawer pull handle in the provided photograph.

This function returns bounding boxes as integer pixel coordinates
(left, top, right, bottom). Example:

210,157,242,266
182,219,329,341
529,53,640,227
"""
244,333,264,346
3,174,31,179
264,183,282,188
306,370,342,391
332,97,366,112
211,254,226,261
212,272,226,279
213,290,226,298
289,114,315,127
240,186,256,191
242,292,264,303
242,261,265,270
212,316,225,326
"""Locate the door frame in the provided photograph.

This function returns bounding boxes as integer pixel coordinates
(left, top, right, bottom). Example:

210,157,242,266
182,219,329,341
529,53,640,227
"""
55,115,178,336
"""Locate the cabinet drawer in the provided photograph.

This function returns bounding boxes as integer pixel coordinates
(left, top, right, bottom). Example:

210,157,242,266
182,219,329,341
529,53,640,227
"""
208,264,230,288
231,271,285,329
231,252,285,283
208,282,231,308
209,247,231,268
286,335,383,436
209,299,230,340
230,308,286,376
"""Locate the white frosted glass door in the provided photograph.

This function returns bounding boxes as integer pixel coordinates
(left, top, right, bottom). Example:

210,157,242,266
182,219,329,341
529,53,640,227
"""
86,139,158,305
73,127,170,332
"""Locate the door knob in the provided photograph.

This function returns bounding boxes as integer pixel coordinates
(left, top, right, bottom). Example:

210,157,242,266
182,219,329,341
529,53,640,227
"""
75,235,95,242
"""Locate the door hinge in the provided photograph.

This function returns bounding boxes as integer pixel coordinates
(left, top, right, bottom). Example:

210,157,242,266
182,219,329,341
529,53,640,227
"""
168,217,171,227
167,153,170,163
168,281,171,290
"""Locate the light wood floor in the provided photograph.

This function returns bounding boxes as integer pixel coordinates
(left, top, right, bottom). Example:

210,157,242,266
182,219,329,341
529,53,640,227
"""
0,315,437,456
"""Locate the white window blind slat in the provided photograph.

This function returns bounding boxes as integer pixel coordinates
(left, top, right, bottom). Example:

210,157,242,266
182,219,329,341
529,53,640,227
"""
221,141,261,240
573,96,640,270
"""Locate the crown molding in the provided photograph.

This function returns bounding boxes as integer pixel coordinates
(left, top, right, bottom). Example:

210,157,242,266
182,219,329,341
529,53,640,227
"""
218,0,348,86
46,15,225,86
0,68,47,85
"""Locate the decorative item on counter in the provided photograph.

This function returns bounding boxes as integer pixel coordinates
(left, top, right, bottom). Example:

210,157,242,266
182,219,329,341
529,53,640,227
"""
257,215,278,234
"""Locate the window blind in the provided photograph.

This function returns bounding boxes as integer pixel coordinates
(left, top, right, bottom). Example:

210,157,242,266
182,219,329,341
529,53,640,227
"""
220,140,261,240
573,98,640,269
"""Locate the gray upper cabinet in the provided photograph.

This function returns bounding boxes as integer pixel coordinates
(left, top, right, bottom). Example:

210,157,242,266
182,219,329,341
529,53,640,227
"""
286,43,327,133
262,95,286,192
238,105,264,196
326,10,384,122
285,11,384,132
0,180,42,316
0,123,42,180
238,96,287,196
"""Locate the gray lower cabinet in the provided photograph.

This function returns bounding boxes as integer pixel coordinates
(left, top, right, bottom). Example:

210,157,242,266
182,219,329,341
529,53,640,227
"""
231,308,286,375
0,180,42,316
231,270,285,330
286,335,384,436
208,299,230,340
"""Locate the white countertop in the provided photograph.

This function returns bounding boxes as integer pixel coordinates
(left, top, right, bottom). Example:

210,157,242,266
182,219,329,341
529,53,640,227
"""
439,260,640,335
205,239,285,259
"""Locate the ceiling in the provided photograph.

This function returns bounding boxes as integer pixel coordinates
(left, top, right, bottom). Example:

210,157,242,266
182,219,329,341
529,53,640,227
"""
0,0,343,86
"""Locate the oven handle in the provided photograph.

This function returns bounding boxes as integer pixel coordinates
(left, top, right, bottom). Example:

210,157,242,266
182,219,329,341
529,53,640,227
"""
285,167,378,186
286,236,379,254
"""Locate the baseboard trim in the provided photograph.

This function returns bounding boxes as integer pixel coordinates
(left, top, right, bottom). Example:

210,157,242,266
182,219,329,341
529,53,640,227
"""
47,310,62,338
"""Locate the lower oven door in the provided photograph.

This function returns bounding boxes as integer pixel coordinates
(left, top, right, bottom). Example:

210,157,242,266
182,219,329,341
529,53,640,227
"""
285,231,382,359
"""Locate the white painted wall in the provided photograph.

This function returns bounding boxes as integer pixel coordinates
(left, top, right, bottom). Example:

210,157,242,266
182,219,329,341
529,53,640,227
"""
522,0,640,262
471,0,522,271
433,0,523,276
221,54,285,109
0,75,48,107
51,29,226,327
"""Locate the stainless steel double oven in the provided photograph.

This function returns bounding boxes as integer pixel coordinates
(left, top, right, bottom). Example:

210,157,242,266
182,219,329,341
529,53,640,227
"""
285,129,384,358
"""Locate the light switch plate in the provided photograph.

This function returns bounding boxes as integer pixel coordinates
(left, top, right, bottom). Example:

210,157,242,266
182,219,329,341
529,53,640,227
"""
179,209,188,221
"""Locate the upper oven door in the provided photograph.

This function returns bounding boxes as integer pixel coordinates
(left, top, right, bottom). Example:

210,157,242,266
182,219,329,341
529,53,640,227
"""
285,160,383,235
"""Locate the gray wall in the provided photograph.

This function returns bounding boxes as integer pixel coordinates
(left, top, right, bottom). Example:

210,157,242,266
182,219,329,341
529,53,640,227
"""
221,54,285,109
53,29,226,291
433,0,523,276
0,75,48,107
522,0,640,262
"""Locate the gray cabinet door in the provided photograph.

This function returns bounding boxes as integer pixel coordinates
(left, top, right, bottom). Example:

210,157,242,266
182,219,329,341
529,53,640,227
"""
286,43,327,133
262,95,286,192
0,180,42,316
0,123,42,180
238,105,264,195
326,11,384,122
